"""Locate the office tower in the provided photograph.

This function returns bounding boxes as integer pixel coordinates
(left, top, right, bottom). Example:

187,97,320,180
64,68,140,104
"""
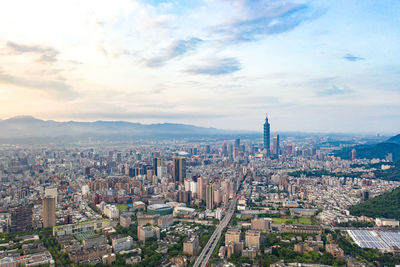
234,139,240,149
351,149,357,160
198,177,206,201
153,157,163,176
10,206,33,232
263,114,270,157
205,145,211,154
222,142,228,157
45,187,58,204
173,157,186,184
272,134,280,156
225,229,241,246
43,196,56,228
206,184,214,210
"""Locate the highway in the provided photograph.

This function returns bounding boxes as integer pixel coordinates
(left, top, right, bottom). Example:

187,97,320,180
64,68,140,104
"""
193,197,237,267
193,173,248,267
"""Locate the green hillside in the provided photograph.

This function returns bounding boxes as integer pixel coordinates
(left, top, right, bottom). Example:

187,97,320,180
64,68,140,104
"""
349,187,400,220
333,142,400,161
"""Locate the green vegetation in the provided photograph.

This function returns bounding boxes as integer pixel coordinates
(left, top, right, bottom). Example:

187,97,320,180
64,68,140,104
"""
289,162,400,182
374,162,400,181
117,204,129,211
253,233,344,266
272,217,312,225
115,223,138,240
1,228,71,266
288,170,363,179
349,187,400,220
333,142,400,161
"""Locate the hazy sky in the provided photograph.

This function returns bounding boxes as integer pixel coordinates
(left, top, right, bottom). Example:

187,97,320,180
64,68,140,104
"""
0,0,399,133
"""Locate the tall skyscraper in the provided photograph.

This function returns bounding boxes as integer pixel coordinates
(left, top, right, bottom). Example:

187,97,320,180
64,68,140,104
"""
153,157,163,176
234,139,240,149
263,114,270,157
173,157,186,183
222,141,228,157
198,177,206,201
43,196,56,228
273,134,280,156
10,206,33,232
206,184,214,210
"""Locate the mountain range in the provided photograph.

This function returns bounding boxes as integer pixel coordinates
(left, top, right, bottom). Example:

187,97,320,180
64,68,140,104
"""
0,116,253,143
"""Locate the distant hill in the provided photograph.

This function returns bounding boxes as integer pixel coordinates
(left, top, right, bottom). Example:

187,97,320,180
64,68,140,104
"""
333,133,400,161
349,187,400,220
0,116,255,143
388,134,400,145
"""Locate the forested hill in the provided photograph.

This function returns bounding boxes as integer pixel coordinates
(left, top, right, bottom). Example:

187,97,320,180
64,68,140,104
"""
333,142,400,161
349,187,400,220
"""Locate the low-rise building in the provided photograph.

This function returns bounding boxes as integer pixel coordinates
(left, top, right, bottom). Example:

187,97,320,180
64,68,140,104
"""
281,224,323,235
0,251,55,267
53,219,111,237
251,218,272,231
375,218,400,227
111,235,133,253
326,243,345,259
68,244,112,264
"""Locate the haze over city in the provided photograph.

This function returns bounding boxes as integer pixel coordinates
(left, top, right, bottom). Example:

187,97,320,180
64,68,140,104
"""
2,2,400,267
0,0,399,133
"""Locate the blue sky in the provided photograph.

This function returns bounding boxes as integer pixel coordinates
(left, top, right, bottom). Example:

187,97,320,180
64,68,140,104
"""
0,0,399,133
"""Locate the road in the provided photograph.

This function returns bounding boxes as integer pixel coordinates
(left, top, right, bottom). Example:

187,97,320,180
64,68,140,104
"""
193,173,249,267
193,197,238,267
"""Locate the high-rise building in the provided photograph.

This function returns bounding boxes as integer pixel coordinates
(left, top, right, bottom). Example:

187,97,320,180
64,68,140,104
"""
263,114,270,158
272,134,280,156
234,139,240,149
153,157,163,176
10,206,33,232
351,149,357,160
206,184,214,210
222,142,228,157
225,229,241,246
42,196,56,228
183,236,199,256
45,187,58,204
198,177,206,201
173,157,186,183
245,230,261,249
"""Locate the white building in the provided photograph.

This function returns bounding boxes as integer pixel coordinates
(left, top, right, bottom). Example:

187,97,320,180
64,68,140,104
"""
112,236,133,253
104,204,119,219
375,218,400,227
81,185,90,195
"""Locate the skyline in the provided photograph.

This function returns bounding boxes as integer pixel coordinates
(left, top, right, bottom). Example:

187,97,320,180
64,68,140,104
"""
0,0,400,133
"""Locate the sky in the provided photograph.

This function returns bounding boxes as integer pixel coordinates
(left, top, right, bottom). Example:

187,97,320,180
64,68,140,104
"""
0,0,399,134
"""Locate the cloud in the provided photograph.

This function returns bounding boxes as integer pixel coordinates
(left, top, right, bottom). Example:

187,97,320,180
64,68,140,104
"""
0,69,77,100
343,53,365,62
6,41,59,63
211,0,319,42
316,85,353,97
186,57,241,75
146,37,203,67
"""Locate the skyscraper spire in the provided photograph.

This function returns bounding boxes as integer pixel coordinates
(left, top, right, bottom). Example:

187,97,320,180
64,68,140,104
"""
264,113,270,158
